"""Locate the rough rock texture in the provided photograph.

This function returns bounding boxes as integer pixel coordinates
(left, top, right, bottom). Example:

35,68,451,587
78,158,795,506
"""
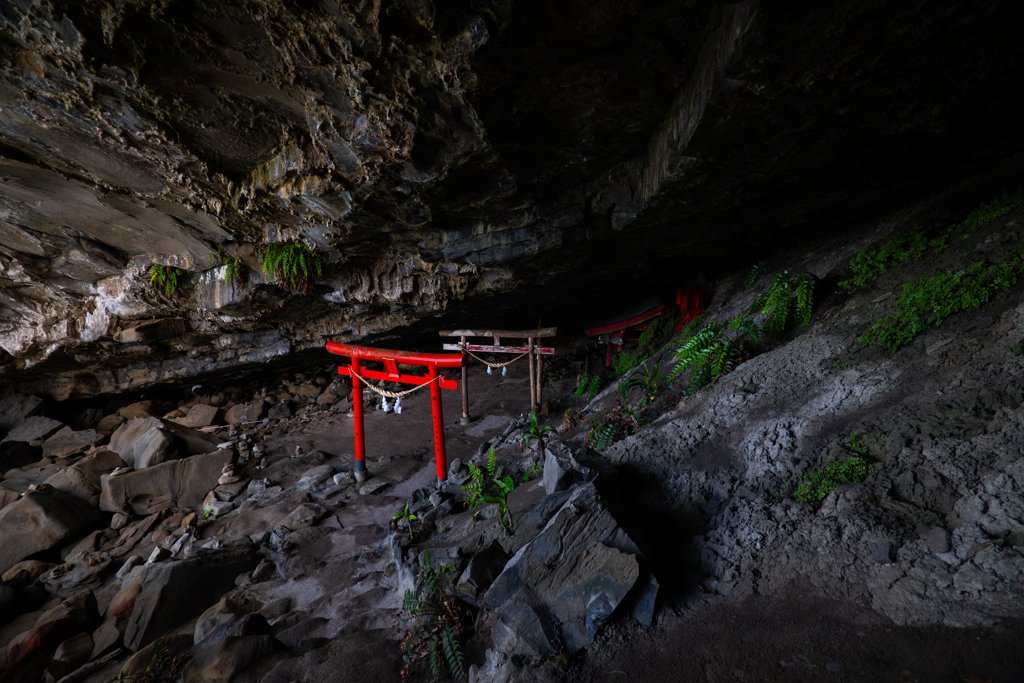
0,1,1022,397
99,449,235,513
0,486,102,575
602,203,1024,628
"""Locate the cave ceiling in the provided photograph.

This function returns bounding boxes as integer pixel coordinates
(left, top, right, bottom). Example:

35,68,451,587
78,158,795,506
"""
0,0,1023,398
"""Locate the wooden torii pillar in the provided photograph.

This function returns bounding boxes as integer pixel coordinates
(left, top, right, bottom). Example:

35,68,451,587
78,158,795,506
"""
439,328,556,417
326,342,464,483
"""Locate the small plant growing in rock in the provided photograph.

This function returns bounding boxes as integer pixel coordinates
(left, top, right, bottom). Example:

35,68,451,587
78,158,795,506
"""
849,432,868,455
573,373,602,400
745,262,766,289
392,503,420,541
620,361,668,407
400,550,467,682
749,269,815,334
149,264,182,299
260,242,322,294
522,460,543,483
584,404,641,451
665,321,733,393
209,247,244,285
786,456,869,505
462,447,515,530
519,412,556,454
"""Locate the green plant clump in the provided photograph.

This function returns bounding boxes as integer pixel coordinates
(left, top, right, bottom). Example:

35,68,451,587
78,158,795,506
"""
149,264,182,299
749,270,815,334
620,361,668,407
210,247,244,285
519,412,557,453
839,227,943,293
400,550,467,682
788,456,869,505
955,187,1024,240
665,321,733,393
745,262,766,290
860,250,1024,351
261,242,322,294
584,404,641,451
849,432,868,455
573,373,602,400
612,313,677,375
462,448,515,530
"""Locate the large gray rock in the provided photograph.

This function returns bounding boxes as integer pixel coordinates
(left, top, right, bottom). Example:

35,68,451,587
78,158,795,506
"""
224,400,266,425
44,450,127,503
124,547,260,651
100,449,235,513
2,416,63,444
0,486,103,575
176,403,219,428
182,635,279,683
108,417,173,469
41,426,105,459
0,394,44,435
108,417,222,469
485,482,642,653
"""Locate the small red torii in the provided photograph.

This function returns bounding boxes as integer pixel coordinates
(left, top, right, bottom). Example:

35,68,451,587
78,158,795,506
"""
326,342,464,483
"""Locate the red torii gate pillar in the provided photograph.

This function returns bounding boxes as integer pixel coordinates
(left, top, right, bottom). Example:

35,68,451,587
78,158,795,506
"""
326,342,464,483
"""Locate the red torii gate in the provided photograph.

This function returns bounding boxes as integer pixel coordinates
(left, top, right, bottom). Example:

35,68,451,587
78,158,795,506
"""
326,342,464,483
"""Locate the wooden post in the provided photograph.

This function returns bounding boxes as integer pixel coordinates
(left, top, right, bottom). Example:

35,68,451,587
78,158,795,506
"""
536,343,543,410
528,337,536,412
460,335,469,424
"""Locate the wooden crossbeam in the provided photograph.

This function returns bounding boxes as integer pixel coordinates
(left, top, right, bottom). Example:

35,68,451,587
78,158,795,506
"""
438,327,557,338
442,343,554,354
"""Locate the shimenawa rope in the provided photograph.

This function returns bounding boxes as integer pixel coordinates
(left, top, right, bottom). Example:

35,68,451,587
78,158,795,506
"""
349,370,441,398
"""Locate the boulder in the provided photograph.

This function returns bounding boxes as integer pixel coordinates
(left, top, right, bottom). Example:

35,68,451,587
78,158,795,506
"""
124,548,260,651
0,486,103,575
0,482,19,510
117,401,157,420
53,631,93,666
456,541,511,607
100,450,235,513
108,417,174,469
484,482,642,653
2,560,56,587
95,414,126,434
90,616,128,659
109,417,222,470
0,394,44,436
182,635,279,683
41,427,105,459
119,633,193,678
0,590,99,683
176,403,219,428
2,416,63,444
224,400,266,425
44,450,126,503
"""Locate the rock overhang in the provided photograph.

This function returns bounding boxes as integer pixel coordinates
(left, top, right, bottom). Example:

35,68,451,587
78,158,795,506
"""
1,0,1023,396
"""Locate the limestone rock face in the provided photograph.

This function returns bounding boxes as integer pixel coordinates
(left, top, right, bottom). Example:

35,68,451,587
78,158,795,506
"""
0,487,102,575
0,1,1020,397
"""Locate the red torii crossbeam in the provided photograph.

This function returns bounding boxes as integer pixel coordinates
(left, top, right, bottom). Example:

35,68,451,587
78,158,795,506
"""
326,342,464,483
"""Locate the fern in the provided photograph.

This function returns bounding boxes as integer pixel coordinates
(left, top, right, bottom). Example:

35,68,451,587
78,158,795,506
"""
442,627,464,681
745,262,766,290
261,242,322,294
749,269,815,334
666,322,734,392
728,315,762,345
462,447,514,529
149,264,182,299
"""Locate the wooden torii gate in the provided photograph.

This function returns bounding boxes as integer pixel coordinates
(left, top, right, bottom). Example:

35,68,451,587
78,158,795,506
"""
439,328,556,417
326,342,464,483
